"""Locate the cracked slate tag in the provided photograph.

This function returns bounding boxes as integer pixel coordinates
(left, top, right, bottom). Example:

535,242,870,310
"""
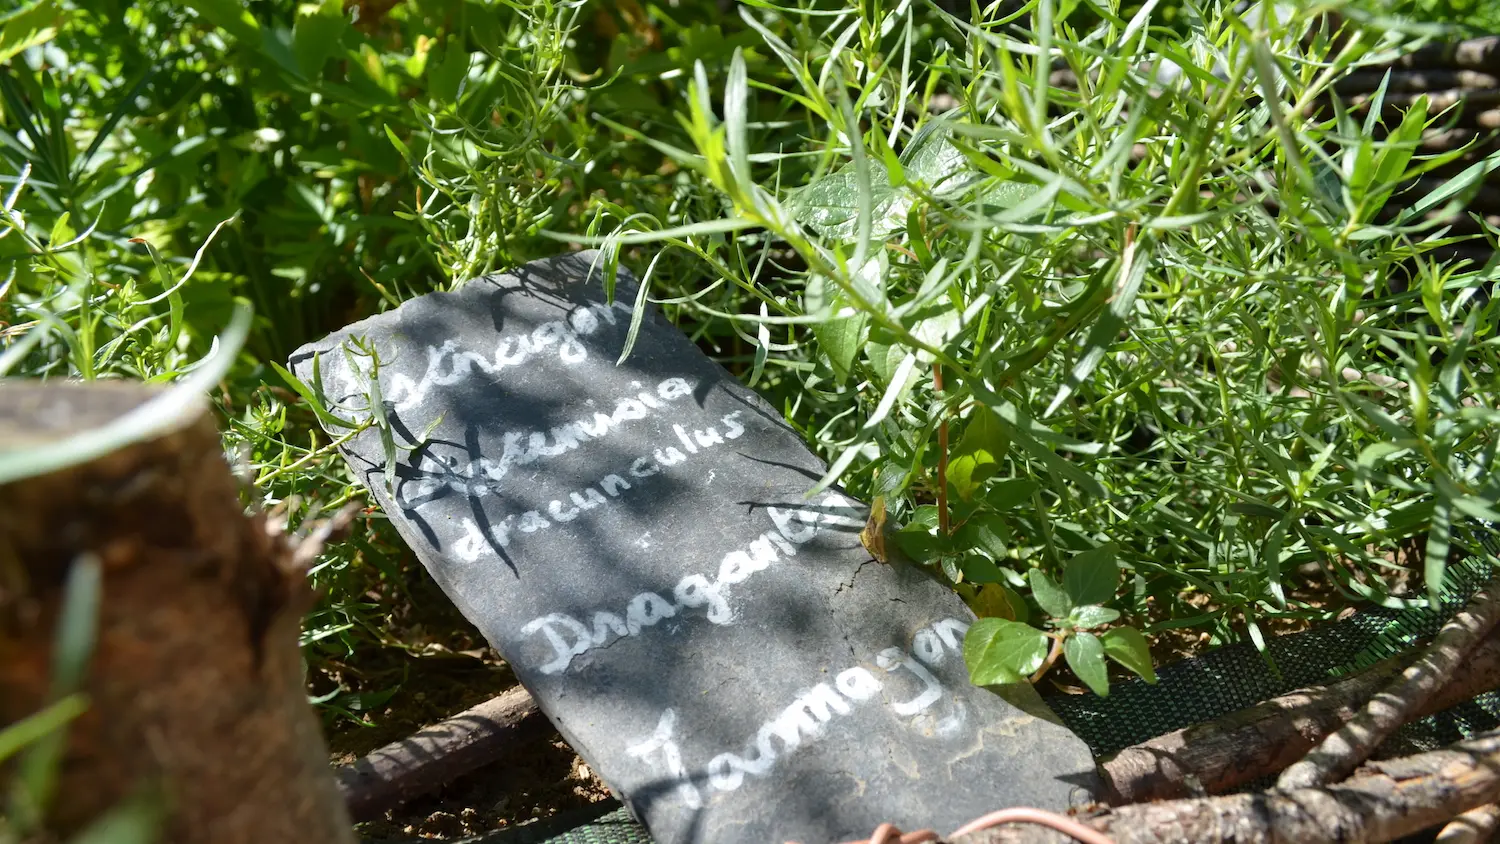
289,252,1098,844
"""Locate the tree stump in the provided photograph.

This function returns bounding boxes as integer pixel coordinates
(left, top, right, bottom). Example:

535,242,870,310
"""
0,382,356,843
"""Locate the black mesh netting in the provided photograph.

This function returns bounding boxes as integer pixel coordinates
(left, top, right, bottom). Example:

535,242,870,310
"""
437,537,1500,844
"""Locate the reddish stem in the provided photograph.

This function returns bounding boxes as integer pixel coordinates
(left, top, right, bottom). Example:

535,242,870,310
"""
1030,635,1065,685
934,364,950,537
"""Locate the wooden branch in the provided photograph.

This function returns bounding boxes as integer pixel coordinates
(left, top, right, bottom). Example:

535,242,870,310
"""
336,686,548,822
0,382,356,844
1437,803,1500,844
956,729,1500,844
1335,69,1500,94
1279,583,1500,789
1100,624,1500,804
1398,37,1500,72
1351,87,1500,114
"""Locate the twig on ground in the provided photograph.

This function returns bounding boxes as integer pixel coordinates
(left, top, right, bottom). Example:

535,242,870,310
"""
335,686,547,822
1278,582,1500,790
955,729,1500,844
1102,624,1500,803
1436,803,1500,844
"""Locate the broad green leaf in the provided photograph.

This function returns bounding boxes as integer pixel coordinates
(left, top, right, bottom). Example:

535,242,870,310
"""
813,307,869,384
1064,632,1109,696
1102,627,1157,683
894,524,945,562
984,478,1039,511
183,0,262,44
958,514,1010,559
0,0,67,64
977,180,1041,212
948,410,1009,500
862,342,906,388
1029,569,1073,619
428,36,470,103
1064,544,1119,607
291,0,346,78
961,553,1006,584
900,123,981,198
964,619,1050,685
785,165,905,240
966,582,1028,622
1069,605,1121,629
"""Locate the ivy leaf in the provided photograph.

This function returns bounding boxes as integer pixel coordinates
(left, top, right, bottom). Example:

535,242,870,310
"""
963,619,1049,685
948,410,1009,500
1102,626,1157,683
1029,569,1073,619
1068,605,1121,629
1064,632,1110,696
1064,544,1119,607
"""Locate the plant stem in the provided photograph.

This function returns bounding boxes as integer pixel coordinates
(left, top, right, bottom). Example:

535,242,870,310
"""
935,364,951,537
1030,635,1064,684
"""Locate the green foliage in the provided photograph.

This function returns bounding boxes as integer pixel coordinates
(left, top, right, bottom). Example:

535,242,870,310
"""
3,0,1498,729
559,0,1500,693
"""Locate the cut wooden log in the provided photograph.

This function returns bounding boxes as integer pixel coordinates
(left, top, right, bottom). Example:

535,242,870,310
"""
0,381,356,844
336,686,549,822
1100,624,1500,804
956,729,1500,844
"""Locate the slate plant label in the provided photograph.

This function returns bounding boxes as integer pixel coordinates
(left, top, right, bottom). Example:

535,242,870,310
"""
290,251,1098,844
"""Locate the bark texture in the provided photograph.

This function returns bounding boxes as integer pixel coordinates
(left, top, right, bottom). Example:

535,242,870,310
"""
0,382,356,844
1279,583,1500,789
337,686,547,822
957,730,1500,844
1102,625,1500,804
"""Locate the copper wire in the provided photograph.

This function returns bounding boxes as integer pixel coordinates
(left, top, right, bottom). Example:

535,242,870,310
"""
808,806,1115,844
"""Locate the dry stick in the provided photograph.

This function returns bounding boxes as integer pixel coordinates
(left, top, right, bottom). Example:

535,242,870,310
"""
329,622,1500,817
335,686,547,822
1101,624,1500,804
956,729,1500,844
1279,583,1500,790
1398,37,1500,72
1334,69,1500,94
1436,803,1500,844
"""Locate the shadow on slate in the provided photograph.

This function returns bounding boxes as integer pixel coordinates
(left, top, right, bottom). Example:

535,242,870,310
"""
290,252,1099,844
437,540,1500,844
